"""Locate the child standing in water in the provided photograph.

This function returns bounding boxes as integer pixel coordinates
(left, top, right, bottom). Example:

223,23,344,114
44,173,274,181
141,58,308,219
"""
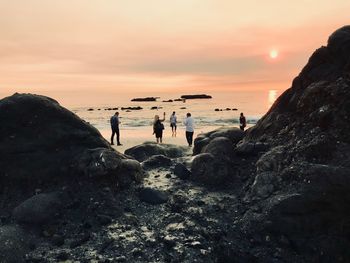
153,112,166,143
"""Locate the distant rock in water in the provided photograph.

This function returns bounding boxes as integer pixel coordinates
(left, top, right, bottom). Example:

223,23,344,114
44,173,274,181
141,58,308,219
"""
121,106,143,110
180,94,212,99
131,97,157,102
150,106,163,110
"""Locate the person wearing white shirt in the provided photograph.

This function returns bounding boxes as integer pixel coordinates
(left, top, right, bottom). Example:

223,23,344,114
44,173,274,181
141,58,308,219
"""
183,113,194,146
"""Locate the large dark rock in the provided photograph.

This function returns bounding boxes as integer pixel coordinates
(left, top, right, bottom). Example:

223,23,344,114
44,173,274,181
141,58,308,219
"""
0,93,141,189
173,163,191,180
139,188,168,204
193,128,244,155
180,94,212,99
125,142,188,162
131,97,157,102
236,26,350,260
13,192,65,225
142,155,172,169
191,153,236,186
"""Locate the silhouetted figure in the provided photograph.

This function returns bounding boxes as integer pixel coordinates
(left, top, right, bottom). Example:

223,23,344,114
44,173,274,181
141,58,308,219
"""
184,113,194,146
110,112,122,145
153,112,166,143
239,112,247,131
170,111,177,137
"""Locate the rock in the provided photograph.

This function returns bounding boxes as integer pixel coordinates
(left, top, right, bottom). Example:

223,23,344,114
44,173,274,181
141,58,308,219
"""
125,142,187,162
115,159,143,188
51,234,65,246
142,155,172,169
69,233,91,248
0,93,136,189
131,97,157,102
87,108,94,111
0,225,30,263
150,106,162,110
193,128,244,155
121,106,143,110
75,148,143,187
203,137,235,159
180,94,212,99
235,141,270,156
97,214,113,225
173,163,191,180
162,100,173,102
191,153,235,186
13,192,65,225
139,188,168,204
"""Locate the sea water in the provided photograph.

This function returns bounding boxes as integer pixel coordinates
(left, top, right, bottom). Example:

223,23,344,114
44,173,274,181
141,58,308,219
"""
71,89,282,147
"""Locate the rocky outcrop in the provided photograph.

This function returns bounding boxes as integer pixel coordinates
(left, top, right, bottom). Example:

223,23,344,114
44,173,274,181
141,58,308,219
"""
131,97,157,102
125,142,188,162
233,26,350,260
0,93,142,190
180,94,212,99
193,127,244,155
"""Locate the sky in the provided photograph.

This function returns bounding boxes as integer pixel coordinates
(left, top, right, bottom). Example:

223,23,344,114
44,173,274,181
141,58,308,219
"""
0,0,349,105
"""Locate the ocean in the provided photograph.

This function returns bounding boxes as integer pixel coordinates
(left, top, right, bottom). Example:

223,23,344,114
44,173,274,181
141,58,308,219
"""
71,89,282,149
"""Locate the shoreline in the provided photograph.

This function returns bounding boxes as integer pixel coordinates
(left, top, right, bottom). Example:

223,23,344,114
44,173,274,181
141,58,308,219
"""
99,124,252,154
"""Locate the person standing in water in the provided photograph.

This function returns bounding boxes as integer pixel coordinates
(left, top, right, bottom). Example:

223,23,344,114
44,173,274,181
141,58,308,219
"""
239,112,247,131
153,112,166,143
170,111,177,137
184,113,194,147
110,112,122,145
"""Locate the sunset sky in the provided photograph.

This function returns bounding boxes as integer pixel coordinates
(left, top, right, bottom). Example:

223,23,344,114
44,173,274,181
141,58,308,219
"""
0,0,349,105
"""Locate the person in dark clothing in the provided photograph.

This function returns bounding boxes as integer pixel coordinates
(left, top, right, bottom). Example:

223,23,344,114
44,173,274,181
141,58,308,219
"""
153,112,166,143
239,112,247,131
110,112,122,145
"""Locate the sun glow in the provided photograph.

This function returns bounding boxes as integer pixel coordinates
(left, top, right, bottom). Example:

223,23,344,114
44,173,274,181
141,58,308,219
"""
269,49,279,59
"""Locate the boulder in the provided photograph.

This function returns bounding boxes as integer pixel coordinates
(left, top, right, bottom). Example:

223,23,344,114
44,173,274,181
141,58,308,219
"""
142,155,172,169
0,93,137,188
116,159,144,188
131,97,157,102
191,153,234,186
180,94,212,99
173,163,191,180
0,225,31,263
125,142,188,162
13,192,65,225
193,128,244,155
139,188,168,204
203,137,235,159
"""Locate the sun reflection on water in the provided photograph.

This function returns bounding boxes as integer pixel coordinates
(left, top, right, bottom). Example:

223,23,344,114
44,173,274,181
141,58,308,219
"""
268,89,278,109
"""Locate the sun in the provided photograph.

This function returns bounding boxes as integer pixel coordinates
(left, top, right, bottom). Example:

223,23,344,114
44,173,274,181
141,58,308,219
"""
269,49,278,59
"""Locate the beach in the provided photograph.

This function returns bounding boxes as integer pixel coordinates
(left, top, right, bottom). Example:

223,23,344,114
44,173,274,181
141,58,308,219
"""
72,90,276,153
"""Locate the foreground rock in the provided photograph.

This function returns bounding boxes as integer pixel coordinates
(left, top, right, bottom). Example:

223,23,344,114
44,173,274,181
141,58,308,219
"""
0,93,141,191
125,142,188,162
237,25,350,260
193,127,244,155
13,192,65,225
